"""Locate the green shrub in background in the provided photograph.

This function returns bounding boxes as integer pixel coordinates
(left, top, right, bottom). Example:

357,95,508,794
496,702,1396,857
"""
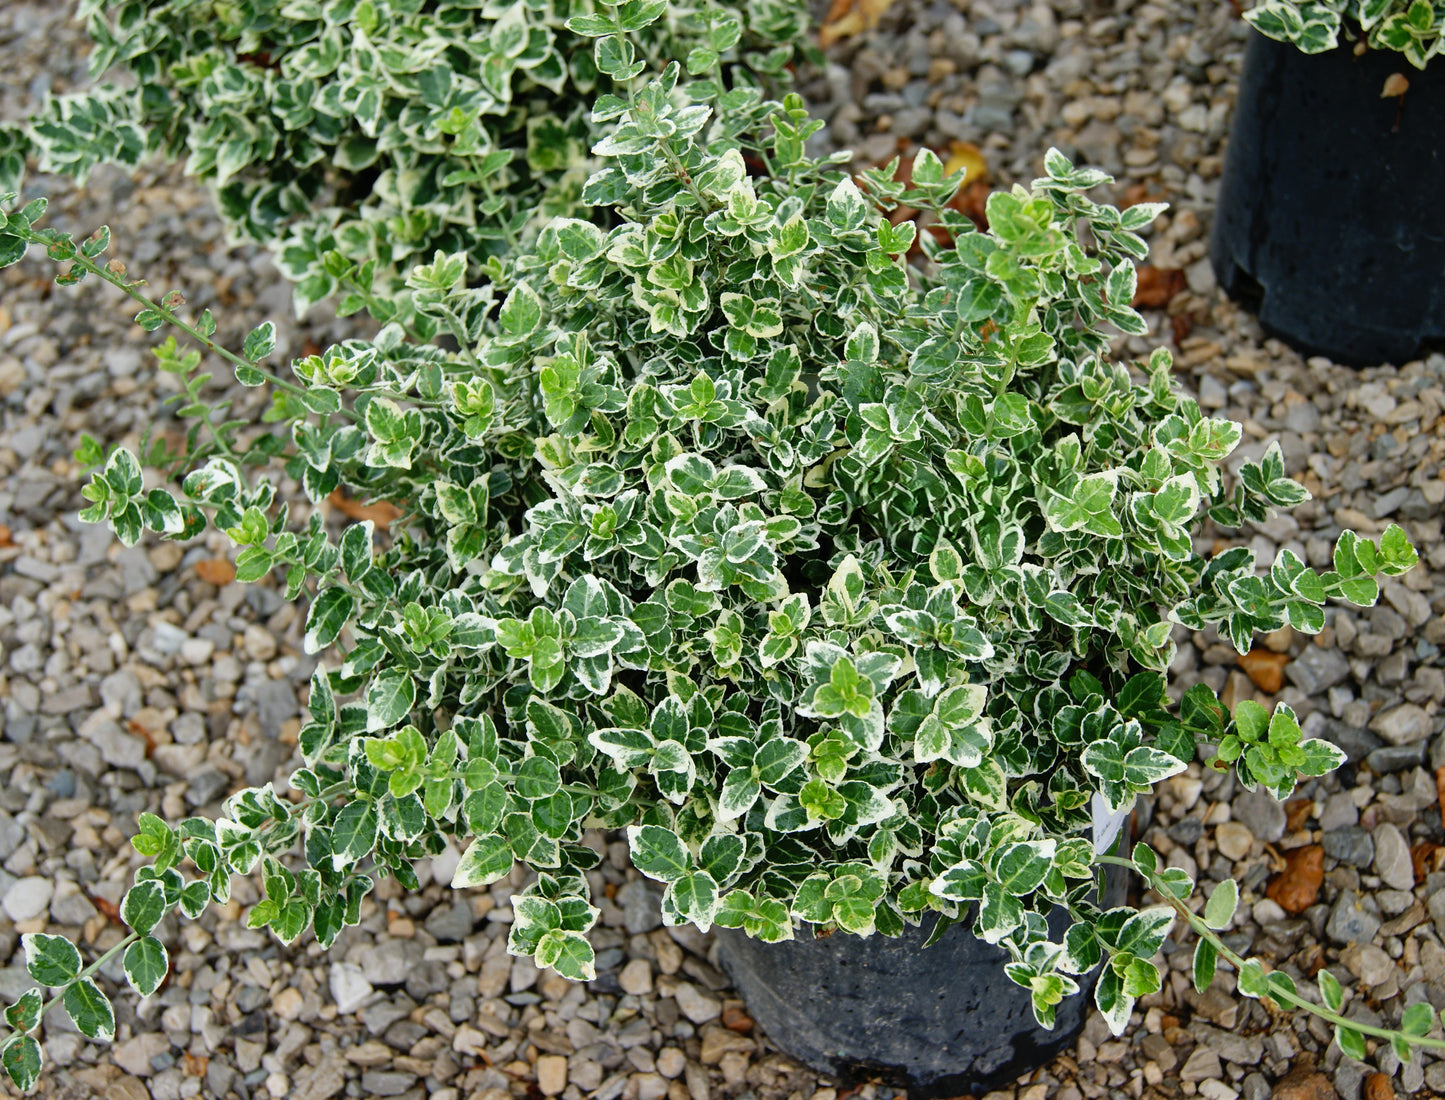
1245,0,1445,66
21,0,811,323
0,4,1443,1094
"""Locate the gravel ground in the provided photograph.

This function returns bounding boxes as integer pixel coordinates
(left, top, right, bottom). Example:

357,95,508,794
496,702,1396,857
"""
2,2,1445,1100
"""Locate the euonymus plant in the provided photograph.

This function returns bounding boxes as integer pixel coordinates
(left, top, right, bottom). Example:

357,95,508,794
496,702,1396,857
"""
1245,0,1445,67
0,11,1440,1093
18,0,810,320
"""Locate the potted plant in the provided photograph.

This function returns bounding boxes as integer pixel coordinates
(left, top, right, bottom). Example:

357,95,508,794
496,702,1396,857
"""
0,9,1440,1096
17,0,811,321
1213,1,1445,364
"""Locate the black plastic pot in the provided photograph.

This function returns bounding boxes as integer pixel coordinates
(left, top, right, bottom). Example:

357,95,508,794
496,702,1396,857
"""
714,865,1128,1099
1211,32,1445,365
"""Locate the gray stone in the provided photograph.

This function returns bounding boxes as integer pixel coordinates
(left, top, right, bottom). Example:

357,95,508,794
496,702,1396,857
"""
113,1032,171,1077
1371,703,1432,746
672,982,721,1025
82,719,146,770
1365,741,1427,773
359,939,421,986
99,669,142,716
1325,890,1381,945
1232,789,1285,843
617,879,664,935
1372,823,1414,891
1323,717,1384,763
0,811,25,861
1322,826,1374,868
329,963,374,1015
242,680,299,738
360,1071,417,1096
1319,791,1358,830
1286,645,1351,695
423,900,474,943
49,880,98,926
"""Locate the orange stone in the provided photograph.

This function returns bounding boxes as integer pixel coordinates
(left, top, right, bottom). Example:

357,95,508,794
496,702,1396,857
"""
1238,648,1290,694
195,558,236,585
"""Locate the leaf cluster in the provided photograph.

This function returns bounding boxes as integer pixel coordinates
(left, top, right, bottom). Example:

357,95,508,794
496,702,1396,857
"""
1245,0,1445,67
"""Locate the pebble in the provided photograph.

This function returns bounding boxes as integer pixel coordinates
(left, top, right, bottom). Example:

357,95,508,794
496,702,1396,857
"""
3,876,53,921
536,1054,568,1096
1214,821,1253,861
1370,703,1431,746
329,963,374,1015
1326,891,1383,945
619,957,654,996
1371,824,1413,891
1232,790,1286,843
1322,826,1374,868
673,982,722,1025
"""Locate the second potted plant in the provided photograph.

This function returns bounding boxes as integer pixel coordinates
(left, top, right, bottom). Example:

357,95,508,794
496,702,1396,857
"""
1213,2,1445,364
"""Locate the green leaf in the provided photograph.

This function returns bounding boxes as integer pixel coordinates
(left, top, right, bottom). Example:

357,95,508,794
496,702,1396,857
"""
63,979,115,1041
1203,879,1238,930
1192,937,1217,994
123,936,169,997
120,880,167,935
2,1035,42,1093
4,989,43,1033
242,321,276,361
1400,1001,1435,1037
330,800,378,870
534,929,596,980
1335,1023,1367,1061
366,668,415,731
24,933,82,987
304,588,354,654
627,824,691,883
452,835,514,889
1317,968,1344,1013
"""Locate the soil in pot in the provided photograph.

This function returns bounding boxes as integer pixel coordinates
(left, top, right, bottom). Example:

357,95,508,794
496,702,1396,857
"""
714,864,1129,1099
1211,31,1445,365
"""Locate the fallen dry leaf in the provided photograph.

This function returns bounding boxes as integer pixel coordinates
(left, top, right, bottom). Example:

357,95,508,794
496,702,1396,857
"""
1284,798,1313,832
1412,841,1442,883
329,489,403,529
0,524,11,547
1237,648,1289,694
1131,266,1188,310
195,558,237,586
944,140,989,186
1120,183,1168,209
1364,1072,1397,1100
1381,73,1409,98
818,0,899,48
722,1004,754,1033
1264,844,1324,914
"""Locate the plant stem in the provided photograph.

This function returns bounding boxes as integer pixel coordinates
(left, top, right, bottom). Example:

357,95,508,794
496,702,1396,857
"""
1096,854,1445,1053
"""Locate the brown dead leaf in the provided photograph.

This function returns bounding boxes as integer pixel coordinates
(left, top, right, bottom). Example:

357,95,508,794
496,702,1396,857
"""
1264,844,1324,914
1237,648,1289,694
722,1004,754,1033
1381,73,1409,98
1120,183,1168,209
329,489,402,529
1284,798,1313,832
818,0,899,48
944,140,989,186
1412,841,1442,884
1131,266,1188,310
0,524,11,547
195,558,237,586
1364,1072,1397,1100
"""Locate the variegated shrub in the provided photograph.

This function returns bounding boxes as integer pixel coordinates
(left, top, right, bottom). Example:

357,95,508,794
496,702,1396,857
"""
0,14,1438,1092
20,0,810,320
1245,0,1445,67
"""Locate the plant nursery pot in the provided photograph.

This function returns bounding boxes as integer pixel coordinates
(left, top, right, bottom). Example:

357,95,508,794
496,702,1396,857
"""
714,864,1129,1099
1210,31,1445,365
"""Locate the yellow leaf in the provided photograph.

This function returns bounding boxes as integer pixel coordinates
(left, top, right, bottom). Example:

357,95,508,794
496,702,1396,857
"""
818,0,900,48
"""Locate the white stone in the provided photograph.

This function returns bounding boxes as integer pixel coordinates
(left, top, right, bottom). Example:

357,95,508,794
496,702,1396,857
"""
329,963,374,1014
3,876,54,922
